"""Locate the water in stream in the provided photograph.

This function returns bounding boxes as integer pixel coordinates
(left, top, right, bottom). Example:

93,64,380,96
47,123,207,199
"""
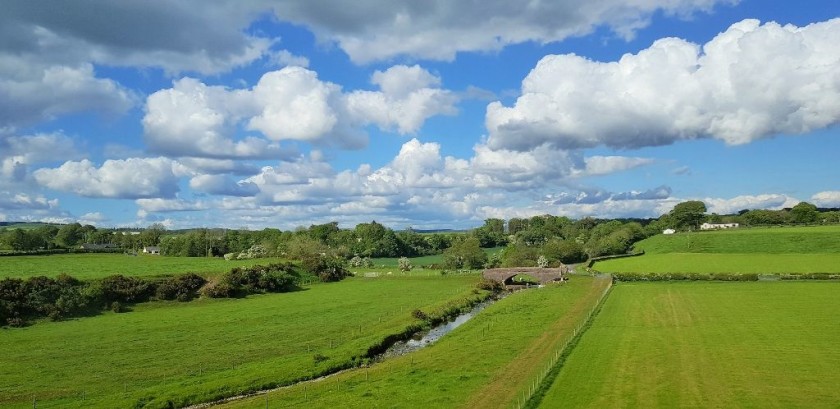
375,296,501,360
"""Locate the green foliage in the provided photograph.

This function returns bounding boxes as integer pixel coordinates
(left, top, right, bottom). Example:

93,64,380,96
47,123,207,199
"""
99,275,156,304
205,263,299,298
790,201,819,224
155,273,206,301
541,239,587,264
669,200,707,230
500,243,539,267
444,237,488,269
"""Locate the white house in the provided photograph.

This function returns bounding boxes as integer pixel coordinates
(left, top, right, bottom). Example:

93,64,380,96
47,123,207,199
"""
142,246,161,255
662,229,676,235
700,223,740,230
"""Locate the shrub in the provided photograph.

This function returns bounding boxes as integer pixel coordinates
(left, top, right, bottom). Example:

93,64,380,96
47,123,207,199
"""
476,278,504,293
411,309,428,320
99,275,155,304
537,255,549,268
398,257,413,272
156,273,206,301
110,301,125,313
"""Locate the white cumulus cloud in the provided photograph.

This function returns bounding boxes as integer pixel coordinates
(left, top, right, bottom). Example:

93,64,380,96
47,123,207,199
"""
486,18,840,151
33,157,183,199
812,191,840,208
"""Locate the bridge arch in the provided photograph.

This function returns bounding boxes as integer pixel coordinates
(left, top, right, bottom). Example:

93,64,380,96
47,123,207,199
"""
482,266,568,286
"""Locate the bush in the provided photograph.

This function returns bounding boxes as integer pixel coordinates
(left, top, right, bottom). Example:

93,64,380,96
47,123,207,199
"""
398,257,413,272
156,273,206,301
204,263,299,298
476,278,505,293
99,275,155,304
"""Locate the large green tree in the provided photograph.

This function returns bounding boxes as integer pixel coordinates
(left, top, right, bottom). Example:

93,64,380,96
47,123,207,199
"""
669,201,707,230
789,201,819,224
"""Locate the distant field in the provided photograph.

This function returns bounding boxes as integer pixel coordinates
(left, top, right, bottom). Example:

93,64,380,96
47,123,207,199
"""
632,225,840,254
595,253,840,273
540,282,840,408
218,276,611,409
0,254,291,280
595,225,840,274
0,275,482,408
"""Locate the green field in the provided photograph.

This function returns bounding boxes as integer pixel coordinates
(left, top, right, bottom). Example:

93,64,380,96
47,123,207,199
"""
0,254,292,280
539,282,840,408
218,275,610,409
0,275,483,408
595,225,840,273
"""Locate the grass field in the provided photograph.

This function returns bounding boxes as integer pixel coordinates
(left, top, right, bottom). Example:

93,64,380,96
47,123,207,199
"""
217,275,611,409
0,254,292,280
539,281,840,408
595,225,840,274
0,275,483,408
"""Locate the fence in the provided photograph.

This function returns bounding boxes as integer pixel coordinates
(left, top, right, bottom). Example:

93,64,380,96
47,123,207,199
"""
513,277,614,409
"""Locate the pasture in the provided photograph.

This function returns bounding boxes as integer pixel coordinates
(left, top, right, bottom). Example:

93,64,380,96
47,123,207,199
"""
595,225,840,274
539,281,840,408
217,275,611,409
0,254,291,280
0,275,483,408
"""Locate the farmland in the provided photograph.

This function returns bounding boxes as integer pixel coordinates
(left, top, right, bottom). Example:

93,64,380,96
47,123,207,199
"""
539,282,840,408
217,275,610,409
594,225,840,274
0,253,291,280
0,275,484,408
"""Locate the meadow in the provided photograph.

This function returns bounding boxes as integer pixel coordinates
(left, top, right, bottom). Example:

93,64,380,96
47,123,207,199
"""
0,253,294,280
594,225,840,274
538,281,840,408
216,275,611,409
0,275,483,408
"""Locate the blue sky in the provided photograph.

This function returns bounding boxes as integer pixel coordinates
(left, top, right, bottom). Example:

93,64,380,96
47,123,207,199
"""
1,0,838,230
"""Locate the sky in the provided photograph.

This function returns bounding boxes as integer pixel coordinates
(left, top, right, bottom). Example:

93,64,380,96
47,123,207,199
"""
1,0,838,230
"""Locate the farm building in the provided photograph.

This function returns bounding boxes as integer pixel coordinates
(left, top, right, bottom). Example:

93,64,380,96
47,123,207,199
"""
142,246,161,255
700,223,740,230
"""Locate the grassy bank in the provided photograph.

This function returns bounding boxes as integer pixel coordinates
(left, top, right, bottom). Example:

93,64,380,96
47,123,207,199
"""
540,281,840,408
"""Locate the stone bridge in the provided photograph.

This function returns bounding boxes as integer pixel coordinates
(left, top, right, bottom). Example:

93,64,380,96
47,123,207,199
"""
482,266,568,285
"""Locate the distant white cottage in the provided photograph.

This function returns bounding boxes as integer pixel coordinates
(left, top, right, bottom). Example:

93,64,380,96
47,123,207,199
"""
142,246,161,255
700,223,739,230
662,228,676,235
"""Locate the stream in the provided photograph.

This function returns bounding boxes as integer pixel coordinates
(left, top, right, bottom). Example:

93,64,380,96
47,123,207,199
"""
374,295,500,360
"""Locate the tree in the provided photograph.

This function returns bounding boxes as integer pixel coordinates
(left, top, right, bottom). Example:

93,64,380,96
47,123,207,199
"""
669,201,707,230
789,202,819,224
541,239,586,264
55,223,84,248
140,223,166,247
443,237,487,269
